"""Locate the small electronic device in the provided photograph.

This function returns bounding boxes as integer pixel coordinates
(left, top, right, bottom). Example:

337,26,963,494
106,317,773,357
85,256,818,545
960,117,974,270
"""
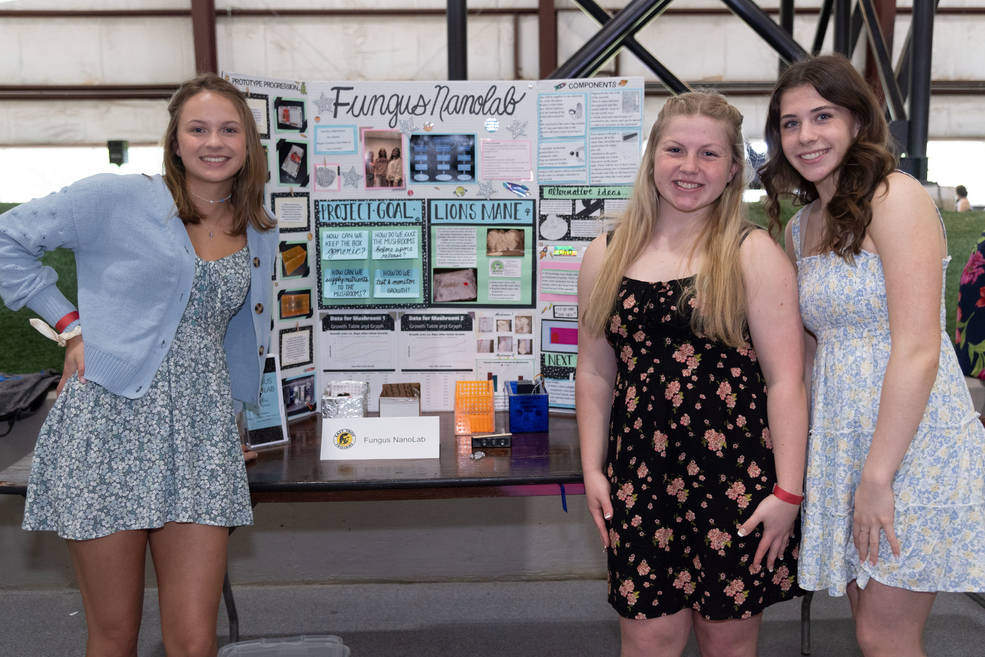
471,433,512,449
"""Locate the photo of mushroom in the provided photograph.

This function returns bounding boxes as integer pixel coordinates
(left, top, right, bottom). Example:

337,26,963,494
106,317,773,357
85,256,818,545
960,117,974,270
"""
433,268,478,302
486,228,524,257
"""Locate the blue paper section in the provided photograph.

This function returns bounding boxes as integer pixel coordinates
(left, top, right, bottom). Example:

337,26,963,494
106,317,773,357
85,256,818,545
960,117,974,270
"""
430,199,535,224
245,367,281,431
374,267,421,298
317,199,424,223
321,229,369,260
372,229,419,259
324,267,371,299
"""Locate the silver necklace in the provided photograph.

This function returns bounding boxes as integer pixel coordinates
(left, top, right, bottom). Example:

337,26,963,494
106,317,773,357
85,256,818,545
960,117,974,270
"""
190,190,232,205
205,222,226,240
189,190,232,239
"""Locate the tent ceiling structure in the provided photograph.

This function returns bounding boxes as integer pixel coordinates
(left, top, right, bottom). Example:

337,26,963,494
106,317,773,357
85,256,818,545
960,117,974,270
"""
1,0,983,177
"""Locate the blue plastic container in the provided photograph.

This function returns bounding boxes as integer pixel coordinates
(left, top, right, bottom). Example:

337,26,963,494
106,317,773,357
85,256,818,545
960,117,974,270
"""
507,380,549,433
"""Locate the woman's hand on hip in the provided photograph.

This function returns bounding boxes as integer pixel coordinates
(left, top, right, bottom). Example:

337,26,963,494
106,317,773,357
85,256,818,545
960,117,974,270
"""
57,335,85,395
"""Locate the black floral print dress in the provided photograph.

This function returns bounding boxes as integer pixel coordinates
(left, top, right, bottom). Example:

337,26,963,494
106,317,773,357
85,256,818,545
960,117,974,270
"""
605,277,801,621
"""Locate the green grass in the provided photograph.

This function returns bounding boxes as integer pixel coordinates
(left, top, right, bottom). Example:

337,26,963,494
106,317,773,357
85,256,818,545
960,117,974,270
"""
747,199,984,342
1,200,79,373
0,247,77,374
0,202,982,373
941,210,985,340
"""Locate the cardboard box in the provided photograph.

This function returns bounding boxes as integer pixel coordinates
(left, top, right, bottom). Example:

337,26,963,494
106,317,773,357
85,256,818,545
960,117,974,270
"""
379,382,421,417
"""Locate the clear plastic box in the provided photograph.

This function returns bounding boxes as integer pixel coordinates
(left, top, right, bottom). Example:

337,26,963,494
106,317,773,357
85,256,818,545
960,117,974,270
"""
218,635,350,657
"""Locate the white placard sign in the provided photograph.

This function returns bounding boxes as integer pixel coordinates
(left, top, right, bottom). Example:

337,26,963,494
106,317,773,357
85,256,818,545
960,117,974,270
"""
320,416,440,460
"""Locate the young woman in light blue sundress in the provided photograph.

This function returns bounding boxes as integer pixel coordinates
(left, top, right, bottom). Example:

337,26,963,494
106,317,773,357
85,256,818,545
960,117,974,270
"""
0,75,277,656
759,55,985,657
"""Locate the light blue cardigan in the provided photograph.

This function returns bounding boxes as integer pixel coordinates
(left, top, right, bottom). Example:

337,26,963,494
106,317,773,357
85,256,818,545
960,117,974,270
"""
0,173,277,406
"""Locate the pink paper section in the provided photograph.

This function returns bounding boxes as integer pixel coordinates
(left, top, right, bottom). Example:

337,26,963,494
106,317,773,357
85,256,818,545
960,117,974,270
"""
538,261,581,303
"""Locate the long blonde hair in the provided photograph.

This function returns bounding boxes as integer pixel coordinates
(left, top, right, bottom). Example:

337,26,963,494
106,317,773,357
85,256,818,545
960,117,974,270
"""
162,73,274,234
581,92,753,347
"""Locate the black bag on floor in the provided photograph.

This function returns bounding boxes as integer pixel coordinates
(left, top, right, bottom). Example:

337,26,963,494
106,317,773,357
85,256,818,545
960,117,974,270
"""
0,370,60,437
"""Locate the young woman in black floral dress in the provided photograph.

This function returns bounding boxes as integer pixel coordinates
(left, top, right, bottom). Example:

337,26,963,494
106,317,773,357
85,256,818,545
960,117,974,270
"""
575,92,808,657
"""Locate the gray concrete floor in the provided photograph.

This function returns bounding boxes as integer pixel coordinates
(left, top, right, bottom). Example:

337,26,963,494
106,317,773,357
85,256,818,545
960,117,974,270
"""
2,581,985,656
5,397,985,656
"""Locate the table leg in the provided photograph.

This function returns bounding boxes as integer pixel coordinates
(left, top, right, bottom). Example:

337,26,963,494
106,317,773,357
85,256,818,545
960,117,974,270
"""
967,593,985,610
224,525,240,644
223,569,239,644
800,590,813,655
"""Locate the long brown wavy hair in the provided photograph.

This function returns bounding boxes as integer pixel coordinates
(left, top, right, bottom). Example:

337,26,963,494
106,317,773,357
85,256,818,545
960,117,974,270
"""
162,73,274,234
581,92,754,348
759,55,895,259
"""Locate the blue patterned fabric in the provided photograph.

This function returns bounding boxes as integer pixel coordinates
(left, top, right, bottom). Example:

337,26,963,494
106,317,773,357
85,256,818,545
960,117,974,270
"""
954,231,985,378
791,207,985,595
23,248,253,540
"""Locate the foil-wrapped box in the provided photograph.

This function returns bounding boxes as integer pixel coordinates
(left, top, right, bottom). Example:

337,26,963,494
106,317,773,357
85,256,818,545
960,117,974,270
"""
321,380,369,418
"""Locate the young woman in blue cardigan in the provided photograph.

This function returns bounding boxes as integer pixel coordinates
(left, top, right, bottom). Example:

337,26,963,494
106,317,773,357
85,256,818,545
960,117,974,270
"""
0,74,278,657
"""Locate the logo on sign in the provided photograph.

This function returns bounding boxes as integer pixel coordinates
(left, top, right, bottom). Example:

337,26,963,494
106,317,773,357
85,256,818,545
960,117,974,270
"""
334,429,356,449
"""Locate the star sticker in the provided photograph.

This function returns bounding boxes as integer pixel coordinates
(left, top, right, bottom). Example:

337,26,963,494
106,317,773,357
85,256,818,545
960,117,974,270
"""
399,118,419,137
341,166,362,189
313,92,334,113
478,180,496,199
506,119,528,139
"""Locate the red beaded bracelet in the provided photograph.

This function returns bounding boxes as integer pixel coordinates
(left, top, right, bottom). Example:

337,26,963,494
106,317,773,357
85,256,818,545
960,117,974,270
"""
772,483,804,505
54,311,80,333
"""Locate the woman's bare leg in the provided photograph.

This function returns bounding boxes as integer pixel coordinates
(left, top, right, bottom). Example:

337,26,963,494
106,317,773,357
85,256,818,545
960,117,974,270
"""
148,522,229,657
67,530,149,657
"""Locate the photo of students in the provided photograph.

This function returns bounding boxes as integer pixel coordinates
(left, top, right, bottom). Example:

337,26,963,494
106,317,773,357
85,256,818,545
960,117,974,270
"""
362,129,403,189
386,146,404,188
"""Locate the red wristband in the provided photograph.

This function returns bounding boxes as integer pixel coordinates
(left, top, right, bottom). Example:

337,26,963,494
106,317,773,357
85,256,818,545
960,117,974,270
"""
773,483,804,505
54,311,80,333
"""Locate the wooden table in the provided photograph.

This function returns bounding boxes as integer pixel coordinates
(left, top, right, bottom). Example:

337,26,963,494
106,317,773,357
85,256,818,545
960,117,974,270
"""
246,412,583,502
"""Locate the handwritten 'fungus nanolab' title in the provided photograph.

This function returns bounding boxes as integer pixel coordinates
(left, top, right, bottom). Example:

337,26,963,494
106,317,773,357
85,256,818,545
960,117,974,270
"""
323,84,527,129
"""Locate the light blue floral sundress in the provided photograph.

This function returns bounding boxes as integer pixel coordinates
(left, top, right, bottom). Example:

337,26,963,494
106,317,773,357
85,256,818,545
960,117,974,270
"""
23,248,254,540
792,206,985,595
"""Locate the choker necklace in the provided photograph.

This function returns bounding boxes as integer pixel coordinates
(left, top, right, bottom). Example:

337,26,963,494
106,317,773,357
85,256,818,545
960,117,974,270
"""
190,190,232,205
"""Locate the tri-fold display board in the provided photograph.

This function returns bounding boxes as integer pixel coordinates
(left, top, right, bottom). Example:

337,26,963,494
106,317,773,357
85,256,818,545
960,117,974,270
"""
226,73,644,414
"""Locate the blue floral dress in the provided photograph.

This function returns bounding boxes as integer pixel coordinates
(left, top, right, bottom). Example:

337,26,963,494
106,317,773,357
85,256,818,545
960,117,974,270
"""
23,248,254,540
605,277,801,621
791,207,985,595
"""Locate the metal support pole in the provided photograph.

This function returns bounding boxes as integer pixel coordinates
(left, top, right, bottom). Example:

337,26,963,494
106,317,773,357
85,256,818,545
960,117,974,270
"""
895,0,940,104
447,0,468,80
539,0,557,78
848,3,864,57
550,0,673,79
779,0,795,73
811,0,833,55
721,0,809,64
859,0,905,119
573,0,690,93
833,0,850,55
190,0,217,74
901,0,934,181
